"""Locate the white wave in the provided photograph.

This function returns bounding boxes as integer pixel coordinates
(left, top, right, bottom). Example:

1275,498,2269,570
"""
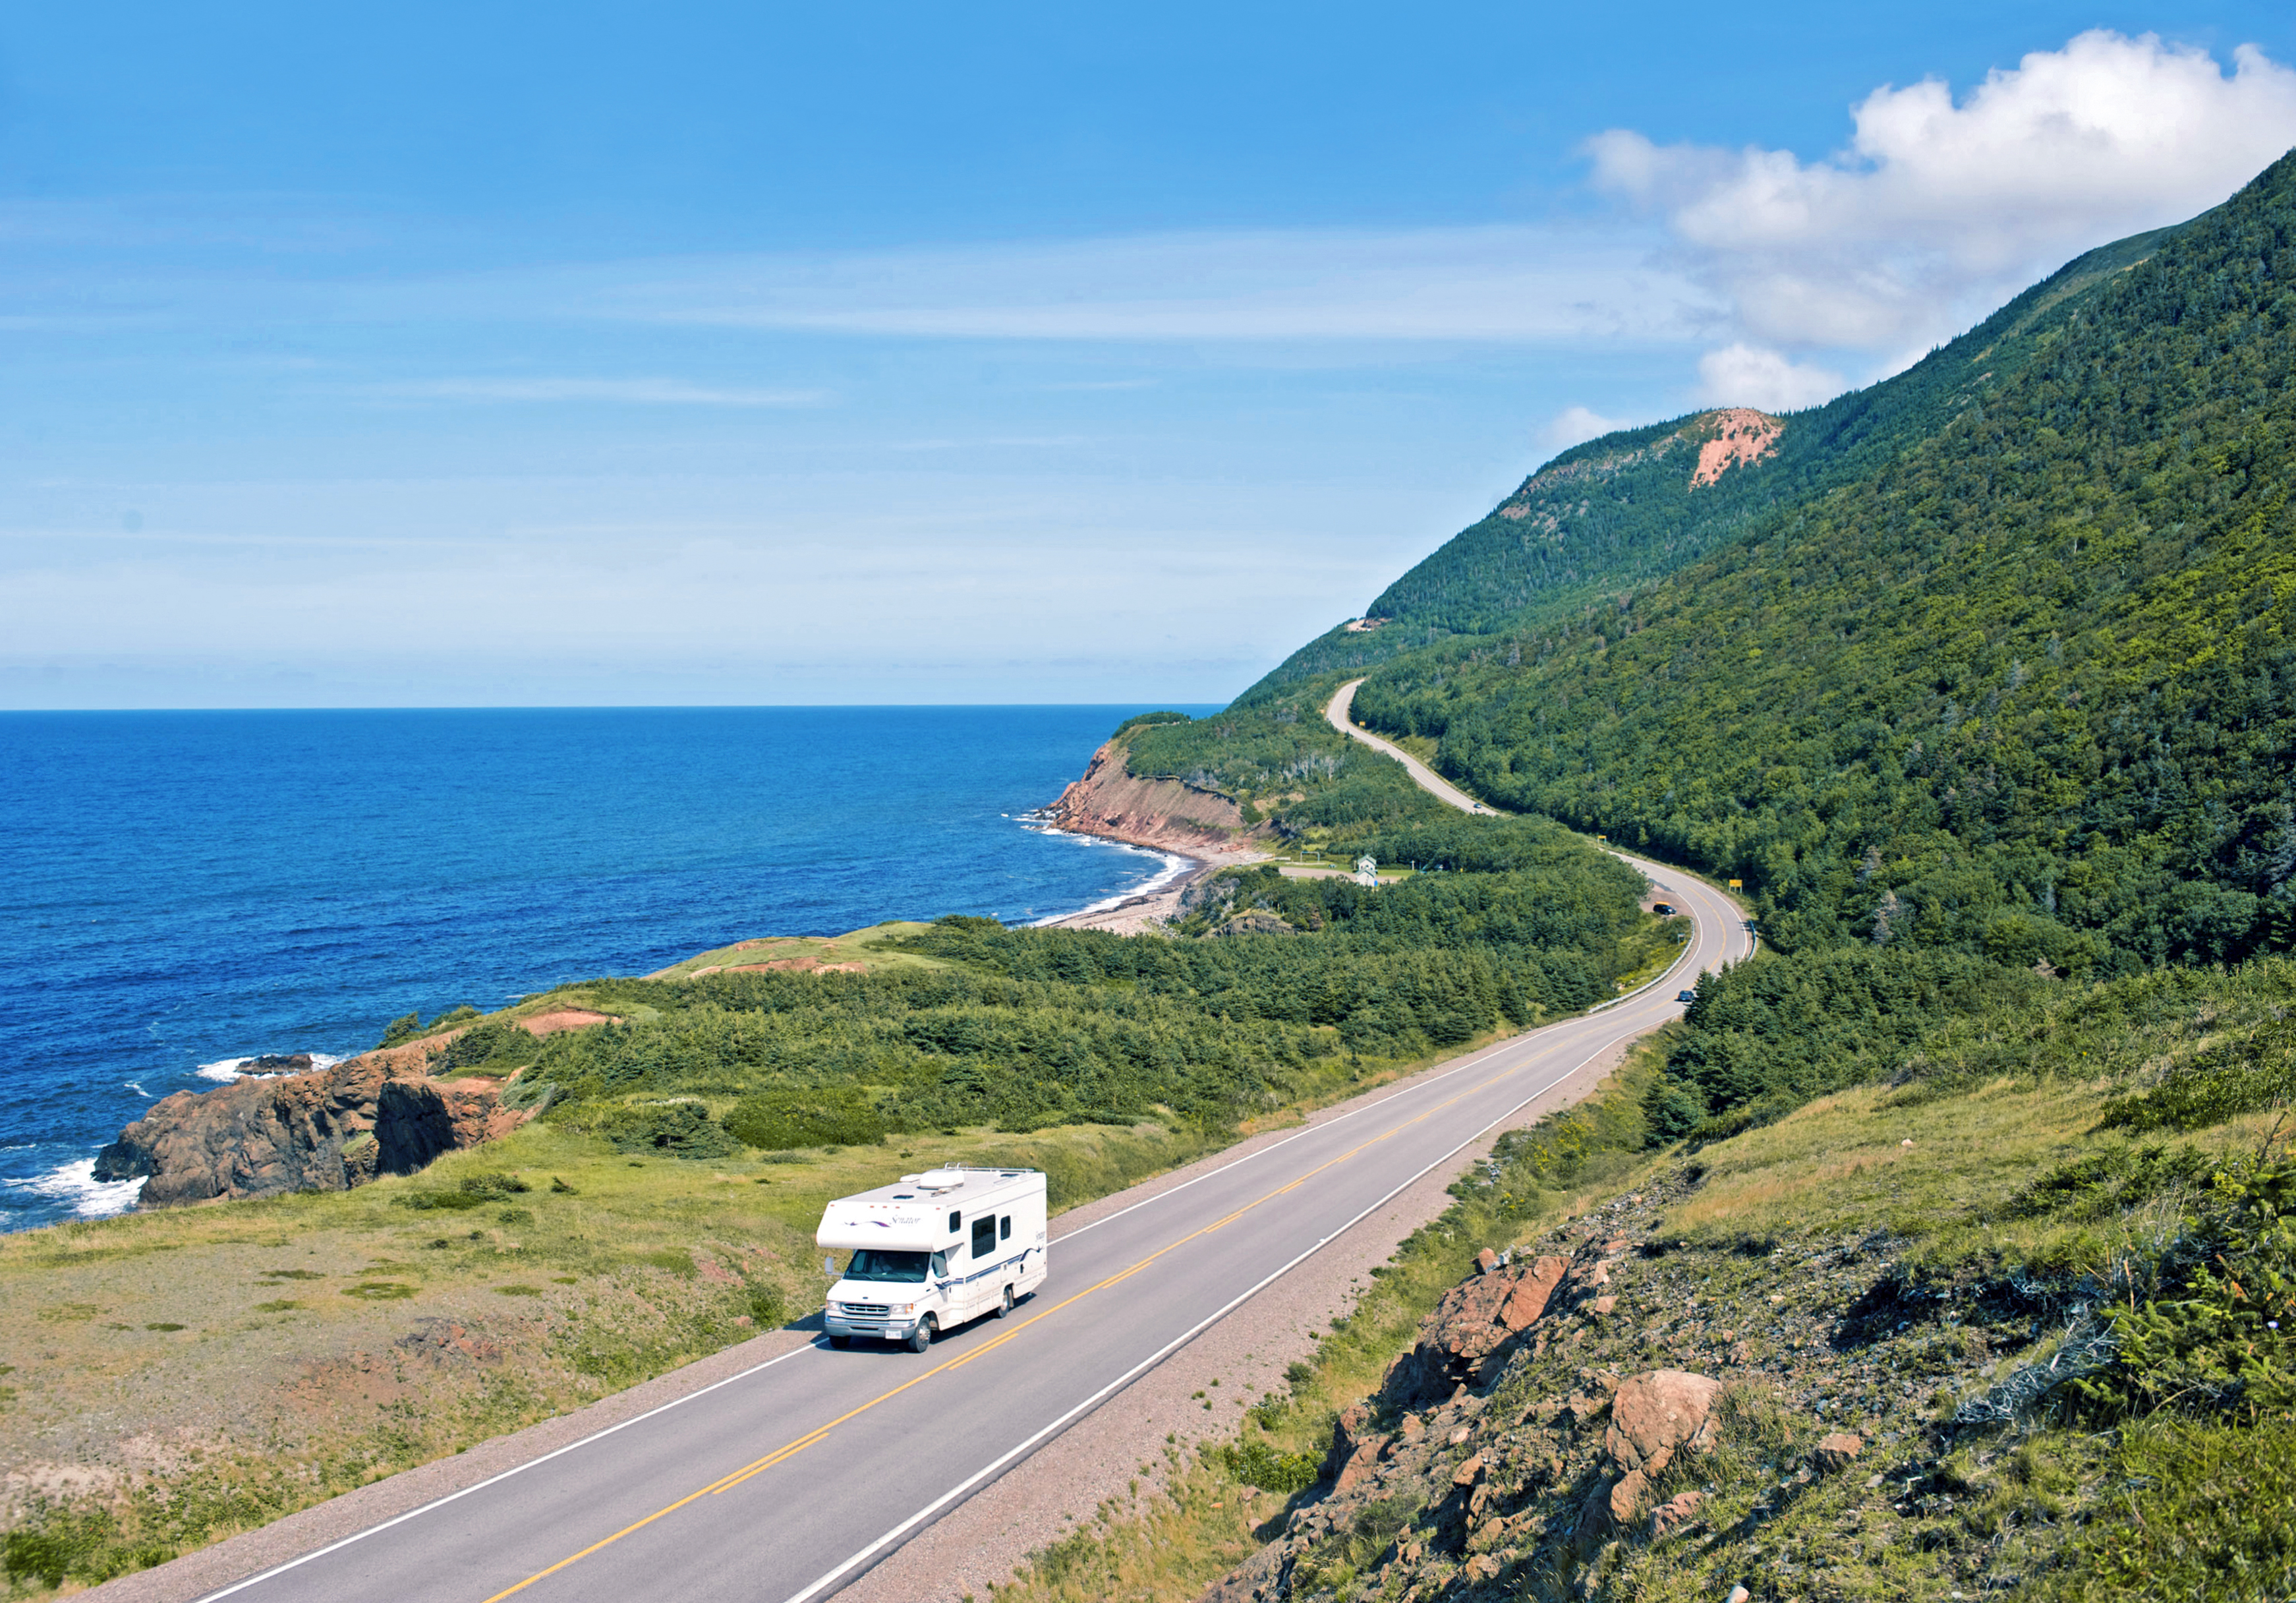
7,1157,142,1219
124,1082,150,1098
1023,827,1195,925
196,1051,347,1083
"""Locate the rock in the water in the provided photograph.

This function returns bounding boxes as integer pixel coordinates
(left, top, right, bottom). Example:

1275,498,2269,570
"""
92,1040,527,1208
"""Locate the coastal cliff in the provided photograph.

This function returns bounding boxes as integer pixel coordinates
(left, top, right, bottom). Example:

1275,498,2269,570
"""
1047,740,1258,854
1042,740,1271,932
93,1042,525,1208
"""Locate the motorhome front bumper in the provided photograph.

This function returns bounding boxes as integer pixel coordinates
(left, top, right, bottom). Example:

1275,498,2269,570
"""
827,1302,921,1342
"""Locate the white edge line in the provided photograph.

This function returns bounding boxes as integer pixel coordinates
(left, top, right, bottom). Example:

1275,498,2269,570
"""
190,1341,821,1603
780,1028,1635,1603
190,875,1743,1603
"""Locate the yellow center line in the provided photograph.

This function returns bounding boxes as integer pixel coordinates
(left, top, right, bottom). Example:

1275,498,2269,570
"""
478,1045,1557,1601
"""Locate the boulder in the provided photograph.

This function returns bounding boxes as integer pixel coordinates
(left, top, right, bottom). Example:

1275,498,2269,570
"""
1452,1453,1485,1488
1606,1468,1650,1525
1814,1432,1864,1472
1603,1370,1722,1478
1499,1256,1569,1329
1383,1248,1601,1404
1649,1490,1704,1538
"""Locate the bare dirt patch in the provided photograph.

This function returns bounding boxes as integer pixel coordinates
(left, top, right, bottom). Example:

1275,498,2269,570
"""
1689,408,1783,488
517,1010,621,1037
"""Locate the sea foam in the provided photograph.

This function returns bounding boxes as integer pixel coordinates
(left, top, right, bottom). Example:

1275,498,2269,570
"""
195,1051,346,1084
7,1157,142,1220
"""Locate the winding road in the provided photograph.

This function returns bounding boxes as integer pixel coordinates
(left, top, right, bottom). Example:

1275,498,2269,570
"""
142,701,1748,1603
1325,678,1501,815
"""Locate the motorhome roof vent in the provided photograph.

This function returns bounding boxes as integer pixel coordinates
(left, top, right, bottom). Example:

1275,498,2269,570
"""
915,1169,967,1192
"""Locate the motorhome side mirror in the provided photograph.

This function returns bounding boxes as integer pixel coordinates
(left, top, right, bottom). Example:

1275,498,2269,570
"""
823,1255,836,1277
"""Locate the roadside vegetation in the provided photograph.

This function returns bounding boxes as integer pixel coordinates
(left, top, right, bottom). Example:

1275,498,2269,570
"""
997,957,2296,1603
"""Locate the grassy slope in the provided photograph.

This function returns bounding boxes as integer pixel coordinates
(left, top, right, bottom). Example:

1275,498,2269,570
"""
994,959,2296,1603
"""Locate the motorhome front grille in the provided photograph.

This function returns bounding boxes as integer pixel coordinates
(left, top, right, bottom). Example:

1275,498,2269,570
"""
838,1302,889,1317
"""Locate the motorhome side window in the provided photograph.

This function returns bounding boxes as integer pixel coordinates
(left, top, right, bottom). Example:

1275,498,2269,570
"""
948,1211,961,1235
971,1215,996,1258
1000,1215,1012,1240
930,1252,948,1277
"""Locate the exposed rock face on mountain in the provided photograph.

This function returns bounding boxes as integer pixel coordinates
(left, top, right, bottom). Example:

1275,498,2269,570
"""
94,1041,526,1208
1046,740,1258,854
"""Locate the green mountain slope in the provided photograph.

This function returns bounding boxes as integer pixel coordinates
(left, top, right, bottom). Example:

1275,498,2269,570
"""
1344,150,2295,972
1244,222,2183,695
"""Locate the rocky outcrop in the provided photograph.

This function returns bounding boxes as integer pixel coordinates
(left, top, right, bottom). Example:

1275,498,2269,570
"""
1045,741,1258,854
1602,1369,1722,1523
1381,1238,1628,1405
93,1041,527,1208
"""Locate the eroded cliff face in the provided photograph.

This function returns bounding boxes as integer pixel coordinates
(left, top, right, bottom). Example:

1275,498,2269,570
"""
1046,740,1262,855
93,1041,527,1208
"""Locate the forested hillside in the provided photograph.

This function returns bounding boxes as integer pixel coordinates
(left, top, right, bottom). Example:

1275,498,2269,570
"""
1344,150,2294,974
1246,225,2182,693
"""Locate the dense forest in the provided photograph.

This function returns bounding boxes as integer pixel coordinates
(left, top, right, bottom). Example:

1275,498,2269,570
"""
461,822,1670,1153
1341,151,2294,975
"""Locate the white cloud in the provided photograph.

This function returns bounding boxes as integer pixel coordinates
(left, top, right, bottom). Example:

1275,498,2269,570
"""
1588,30,2296,353
1695,345,1847,411
1540,405,1632,453
372,377,829,407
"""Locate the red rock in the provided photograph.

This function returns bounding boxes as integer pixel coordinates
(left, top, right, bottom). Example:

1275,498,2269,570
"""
1589,1295,1617,1316
1475,1247,1499,1274
1499,1256,1568,1330
1815,1431,1864,1471
94,1042,530,1208
1649,1490,1704,1538
1607,1467,1651,1524
1452,1453,1485,1488
1335,1443,1383,1494
1604,1370,1723,1476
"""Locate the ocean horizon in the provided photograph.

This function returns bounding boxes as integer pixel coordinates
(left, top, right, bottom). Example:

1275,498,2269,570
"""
0,705,1215,1233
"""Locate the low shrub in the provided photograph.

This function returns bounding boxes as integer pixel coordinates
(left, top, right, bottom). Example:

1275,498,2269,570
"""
1222,1439,1322,1494
722,1090,884,1151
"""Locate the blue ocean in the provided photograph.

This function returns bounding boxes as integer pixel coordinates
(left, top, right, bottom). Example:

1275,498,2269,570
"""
0,707,1209,1233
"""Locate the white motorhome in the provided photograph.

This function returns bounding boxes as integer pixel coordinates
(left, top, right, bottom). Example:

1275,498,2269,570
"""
815,1167,1048,1351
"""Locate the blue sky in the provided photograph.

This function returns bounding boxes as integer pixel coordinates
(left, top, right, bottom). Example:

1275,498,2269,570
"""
6,3,2295,707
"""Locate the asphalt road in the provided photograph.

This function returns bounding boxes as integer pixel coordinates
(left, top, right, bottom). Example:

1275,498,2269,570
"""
196,714,1748,1603
1325,680,1501,815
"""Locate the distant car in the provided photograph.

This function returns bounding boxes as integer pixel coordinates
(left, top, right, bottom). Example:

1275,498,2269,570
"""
1676,990,1698,1004
1651,902,1677,916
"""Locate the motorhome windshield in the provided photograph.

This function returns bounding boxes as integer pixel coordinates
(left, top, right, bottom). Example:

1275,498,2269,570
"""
845,1249,930,1283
